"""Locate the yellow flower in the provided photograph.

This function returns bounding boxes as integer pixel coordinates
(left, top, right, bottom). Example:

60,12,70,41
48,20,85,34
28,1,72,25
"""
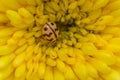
0,0,120,80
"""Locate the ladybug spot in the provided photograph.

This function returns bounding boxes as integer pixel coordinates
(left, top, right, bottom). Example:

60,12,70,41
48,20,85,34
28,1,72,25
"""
55,28,58,31
47,38,53,41
43,32,53,37
49,32,53,36
44,27,48,31
42,34,46,36
51,23,54,25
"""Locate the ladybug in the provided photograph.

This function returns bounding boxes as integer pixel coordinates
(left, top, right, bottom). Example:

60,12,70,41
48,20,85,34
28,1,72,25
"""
42,22,59,42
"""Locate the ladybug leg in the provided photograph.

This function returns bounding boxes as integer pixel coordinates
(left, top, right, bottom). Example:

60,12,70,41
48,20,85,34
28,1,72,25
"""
46,41,52,47
52,41,56,45
46,40,56,47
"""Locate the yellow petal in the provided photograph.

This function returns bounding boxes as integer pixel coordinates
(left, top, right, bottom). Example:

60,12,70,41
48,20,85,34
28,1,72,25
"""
81,43,98,56
27,37,35,45
56,59,66,73
81,0,93,12
72,62,87,80
7,38,18,45
110,9,120,17
0,13,8,23
44,66,53,80
15,63,26,78
77,0,85,6
16,0,27,6
0,37,8,46
1,0,21,10
18,38,27,46
0,54,15,69
18,8,34,20
110,37,120,45
38,62,46,79
53,68,65,80
102,26,120,36
12,30,26,39
106,0,120,11
0,28,15,38
15,44,27,54
95,50,116,65
24,0,37,6
93,0,109,10
106,44,120,53
90,59,111,74
49,2,60,12
0,3,8,12
95,15,114,25
13,52,25,67
62,0,68,10
64,65,76,80
65,57,76,65
6,10,22,24
68,1,77,10
104,70,120,80
0,65,13,80
57,48,68,61
88,9,101,20
0,45,16,55
46,58,56,67
86,63,99,78
25,45,34,61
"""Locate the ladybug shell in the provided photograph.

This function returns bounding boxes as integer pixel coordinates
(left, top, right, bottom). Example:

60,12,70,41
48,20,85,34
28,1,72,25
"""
42,22,59,42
